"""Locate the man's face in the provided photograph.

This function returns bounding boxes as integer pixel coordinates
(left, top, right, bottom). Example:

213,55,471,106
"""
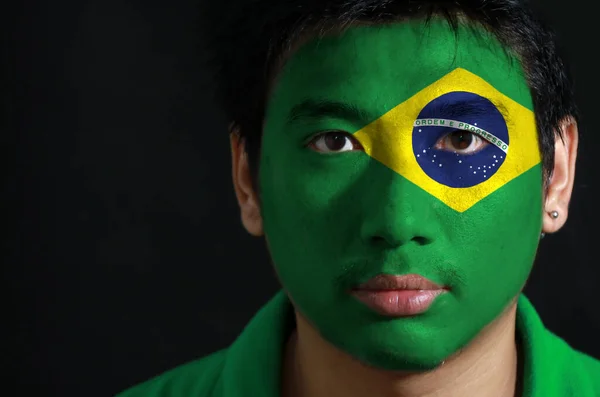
259,21,543,370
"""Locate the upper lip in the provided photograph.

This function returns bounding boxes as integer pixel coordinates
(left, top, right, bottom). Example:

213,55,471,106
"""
354,274,446,291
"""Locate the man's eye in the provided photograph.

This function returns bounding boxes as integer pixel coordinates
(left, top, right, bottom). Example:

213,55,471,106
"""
308,131,363,153
434,131,489,155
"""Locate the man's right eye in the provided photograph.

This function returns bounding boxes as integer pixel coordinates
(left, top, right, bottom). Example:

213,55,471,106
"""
307,131,364,153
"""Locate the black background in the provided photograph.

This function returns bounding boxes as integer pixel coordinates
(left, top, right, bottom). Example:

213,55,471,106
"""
4,1,599,396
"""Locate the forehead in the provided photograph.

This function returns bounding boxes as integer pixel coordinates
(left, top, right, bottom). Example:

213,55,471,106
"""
267,20,533,117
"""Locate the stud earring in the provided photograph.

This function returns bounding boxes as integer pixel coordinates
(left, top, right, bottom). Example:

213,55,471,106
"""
541,211,560,239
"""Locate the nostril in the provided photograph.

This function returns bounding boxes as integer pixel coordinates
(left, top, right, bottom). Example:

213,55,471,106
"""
412,236,430,245
370,236,387,245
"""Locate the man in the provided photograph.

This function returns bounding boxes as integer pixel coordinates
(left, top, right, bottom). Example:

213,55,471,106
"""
117,0,600,396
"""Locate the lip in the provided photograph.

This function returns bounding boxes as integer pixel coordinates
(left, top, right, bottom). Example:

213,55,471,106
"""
351,274,448,317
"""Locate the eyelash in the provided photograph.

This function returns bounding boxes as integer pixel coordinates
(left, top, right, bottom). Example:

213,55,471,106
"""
306,131,363,152
434,130,490,155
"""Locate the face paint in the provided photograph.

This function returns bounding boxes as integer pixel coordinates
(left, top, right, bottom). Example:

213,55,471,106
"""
260,20,542,371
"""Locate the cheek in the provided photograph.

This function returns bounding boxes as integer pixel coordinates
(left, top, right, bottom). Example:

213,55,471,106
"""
260,142,371,226
446,172,542,305
259,149,372,286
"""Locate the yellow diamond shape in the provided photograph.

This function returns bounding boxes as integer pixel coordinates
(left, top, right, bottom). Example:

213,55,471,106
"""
353,68,541,212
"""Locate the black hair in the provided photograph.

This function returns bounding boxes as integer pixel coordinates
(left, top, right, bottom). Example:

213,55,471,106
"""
201,0,577,189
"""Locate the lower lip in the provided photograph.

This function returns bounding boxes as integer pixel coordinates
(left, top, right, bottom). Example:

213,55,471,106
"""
351,289,446,317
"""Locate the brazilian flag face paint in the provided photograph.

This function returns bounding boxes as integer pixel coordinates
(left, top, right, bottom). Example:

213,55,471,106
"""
260,20,543,370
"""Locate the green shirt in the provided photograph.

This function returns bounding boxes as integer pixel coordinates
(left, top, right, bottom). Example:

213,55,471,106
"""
116,291,600,397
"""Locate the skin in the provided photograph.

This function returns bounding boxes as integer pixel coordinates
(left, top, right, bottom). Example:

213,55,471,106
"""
231,19,578,397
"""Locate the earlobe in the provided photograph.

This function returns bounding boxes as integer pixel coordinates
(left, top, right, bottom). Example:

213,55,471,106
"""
230,131,264,237
542,118,578,234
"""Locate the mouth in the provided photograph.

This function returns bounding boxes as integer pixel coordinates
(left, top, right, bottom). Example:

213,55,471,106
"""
350,274,449,317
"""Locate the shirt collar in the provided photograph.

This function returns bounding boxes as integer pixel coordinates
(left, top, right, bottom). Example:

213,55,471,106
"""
516,294,561,397
222,290,292,397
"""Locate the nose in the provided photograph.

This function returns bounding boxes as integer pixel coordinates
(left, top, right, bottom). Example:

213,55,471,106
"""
358,162,438,248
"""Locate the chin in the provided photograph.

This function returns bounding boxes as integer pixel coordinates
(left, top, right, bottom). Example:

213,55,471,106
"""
324,329,463,373
351,346,452,372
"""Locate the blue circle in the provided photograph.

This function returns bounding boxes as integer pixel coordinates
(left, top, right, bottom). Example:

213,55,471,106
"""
412,91,509,188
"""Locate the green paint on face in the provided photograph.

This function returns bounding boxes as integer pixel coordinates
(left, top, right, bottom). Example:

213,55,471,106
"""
260,20,543,370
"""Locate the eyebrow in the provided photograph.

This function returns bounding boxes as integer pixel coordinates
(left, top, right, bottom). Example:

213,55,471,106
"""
287,99,375,125
439,99,510,124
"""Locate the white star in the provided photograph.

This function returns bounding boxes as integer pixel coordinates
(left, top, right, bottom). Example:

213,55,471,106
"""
493,155,497,158
423,150,426,153
432,159,435,162
417,154,420,157
458,160,462,163
474,171,477,174
419,129,422,132
439,164,443,167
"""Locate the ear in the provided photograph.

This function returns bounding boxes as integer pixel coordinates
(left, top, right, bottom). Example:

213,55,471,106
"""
542,118,579,234
231,129,264,236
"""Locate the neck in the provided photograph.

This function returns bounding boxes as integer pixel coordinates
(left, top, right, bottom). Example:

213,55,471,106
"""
282,302,521,397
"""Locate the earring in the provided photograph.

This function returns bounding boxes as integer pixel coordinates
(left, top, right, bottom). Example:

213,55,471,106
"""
541,211,559,239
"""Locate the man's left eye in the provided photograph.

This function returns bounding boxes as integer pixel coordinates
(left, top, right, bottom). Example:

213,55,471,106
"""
434,131,489,155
